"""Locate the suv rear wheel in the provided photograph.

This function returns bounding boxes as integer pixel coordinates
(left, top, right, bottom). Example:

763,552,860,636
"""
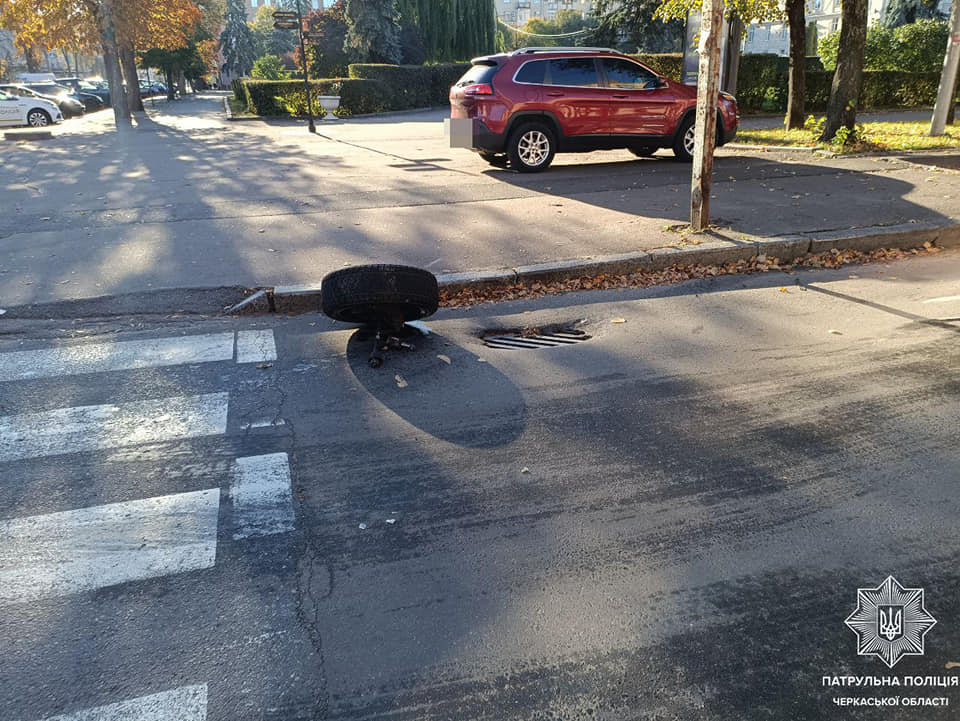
507,121,556,173
673,116,696,162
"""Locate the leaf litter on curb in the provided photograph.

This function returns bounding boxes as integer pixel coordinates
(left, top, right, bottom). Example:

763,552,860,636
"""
438,245,940,308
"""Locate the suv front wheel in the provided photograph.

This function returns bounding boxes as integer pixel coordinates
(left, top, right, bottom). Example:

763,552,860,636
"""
673,116,696,162
507,121,556,173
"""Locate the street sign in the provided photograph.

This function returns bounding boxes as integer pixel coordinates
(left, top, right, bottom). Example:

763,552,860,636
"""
273,20,300,30
272,10,297,19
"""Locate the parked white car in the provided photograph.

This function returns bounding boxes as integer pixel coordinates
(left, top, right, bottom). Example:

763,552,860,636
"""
0,89,63,127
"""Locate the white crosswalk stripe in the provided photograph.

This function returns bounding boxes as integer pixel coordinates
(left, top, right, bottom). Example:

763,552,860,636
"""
1,328,293,717
0,393,229,463
0,489,220,606
0,329,278,383
231,453,295,540
37,684,207,721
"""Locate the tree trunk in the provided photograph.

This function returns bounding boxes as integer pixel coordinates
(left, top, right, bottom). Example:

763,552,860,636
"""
177,71,187,96
94,0,132,127
785,0,806,129
165,69,176,100
820,0,867,141
24,46,42,73
690,0,723,233
119,44,144,113
103,44,132,126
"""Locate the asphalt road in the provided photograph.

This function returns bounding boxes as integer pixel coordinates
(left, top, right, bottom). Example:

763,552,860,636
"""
1,95,958,308
2,249,959,720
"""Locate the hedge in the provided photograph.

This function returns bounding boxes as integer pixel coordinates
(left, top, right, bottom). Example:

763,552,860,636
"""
347,63,470,109
631,53,683,81
748,70,956,113
238,78,390,116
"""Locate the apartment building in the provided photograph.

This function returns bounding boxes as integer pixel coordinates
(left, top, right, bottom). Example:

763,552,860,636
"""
495,0,597,26
742,0,952,56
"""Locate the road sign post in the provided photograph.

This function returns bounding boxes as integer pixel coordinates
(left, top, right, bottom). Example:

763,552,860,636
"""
273,5,316,133
294,0,316,134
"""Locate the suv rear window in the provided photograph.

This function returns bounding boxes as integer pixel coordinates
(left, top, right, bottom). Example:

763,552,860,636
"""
515,60,547,84
455,62,499,87
548,58,600,87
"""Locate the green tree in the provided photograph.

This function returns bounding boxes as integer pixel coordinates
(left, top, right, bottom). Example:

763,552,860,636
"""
821,0,867,141
251,53,290,79
250,4,297,57
220,0,258,76
345,0,402,63
301,1,350,76
396,0,495,61
592,0,684,52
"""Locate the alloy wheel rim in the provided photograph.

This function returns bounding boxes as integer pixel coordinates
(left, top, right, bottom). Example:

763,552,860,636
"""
518,130,549,166
684,125,695,155
29,112,48,127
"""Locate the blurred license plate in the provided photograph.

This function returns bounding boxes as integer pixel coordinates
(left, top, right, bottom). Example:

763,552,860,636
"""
444,118,473,148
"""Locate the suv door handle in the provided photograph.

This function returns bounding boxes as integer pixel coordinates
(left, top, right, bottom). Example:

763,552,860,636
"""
612,94,628,99
546,91,564,97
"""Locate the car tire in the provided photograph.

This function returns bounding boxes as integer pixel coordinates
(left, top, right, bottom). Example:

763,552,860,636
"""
27,109,51,128
507,121,556,173
321,264,439,325
672,115,695,162
629,147,657,158
478,151,509,168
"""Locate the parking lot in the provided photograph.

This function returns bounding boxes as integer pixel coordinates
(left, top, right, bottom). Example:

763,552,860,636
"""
2,94,958,309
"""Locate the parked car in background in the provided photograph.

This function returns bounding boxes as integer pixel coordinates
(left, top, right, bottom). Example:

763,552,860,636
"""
0,83,84,118
448,47,739,172
57,77,110,107
0,89,63,127
20,82,92,118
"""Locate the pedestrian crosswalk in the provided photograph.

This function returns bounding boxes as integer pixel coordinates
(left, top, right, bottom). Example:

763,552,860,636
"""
0,327,291,720
40,684,208,721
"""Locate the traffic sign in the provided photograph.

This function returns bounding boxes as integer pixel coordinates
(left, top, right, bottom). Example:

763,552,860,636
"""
273,20,300,30
272,10,297,19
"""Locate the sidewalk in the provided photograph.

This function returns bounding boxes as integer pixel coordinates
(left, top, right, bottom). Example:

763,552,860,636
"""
1,95,957,311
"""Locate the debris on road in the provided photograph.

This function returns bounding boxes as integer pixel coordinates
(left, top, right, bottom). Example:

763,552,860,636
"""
395,374,408,388
610,317,627,324
439,246,941,308
437,354,451,364
358,523,367,530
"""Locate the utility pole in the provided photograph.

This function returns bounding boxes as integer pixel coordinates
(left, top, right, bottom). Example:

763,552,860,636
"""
295,0,316,134
930,0,960,136
690,0,724,232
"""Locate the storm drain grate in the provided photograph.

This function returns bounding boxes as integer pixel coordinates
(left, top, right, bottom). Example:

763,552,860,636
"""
483,329,592,350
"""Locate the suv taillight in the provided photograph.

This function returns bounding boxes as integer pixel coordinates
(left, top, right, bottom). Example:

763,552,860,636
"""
463,83,493,96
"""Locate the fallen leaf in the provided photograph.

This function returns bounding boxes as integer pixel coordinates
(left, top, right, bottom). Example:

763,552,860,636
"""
827,329,842,335
256,362,273,369
779,287,788,292
358,523,367,530
436,354,451,364
521,467,530,474
395,374,408,388
611,317,626,324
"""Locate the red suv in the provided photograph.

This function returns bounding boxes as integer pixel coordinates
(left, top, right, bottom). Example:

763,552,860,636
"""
448,47,738,172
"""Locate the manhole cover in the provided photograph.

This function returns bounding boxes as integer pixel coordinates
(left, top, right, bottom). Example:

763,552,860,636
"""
483,328,591,350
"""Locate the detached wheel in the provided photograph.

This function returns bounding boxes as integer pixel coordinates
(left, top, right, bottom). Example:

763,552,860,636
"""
630,147,657,158
321,264,439,325
507,121,556,173
673,115,695,162
27,109,51,127
478,151,509,168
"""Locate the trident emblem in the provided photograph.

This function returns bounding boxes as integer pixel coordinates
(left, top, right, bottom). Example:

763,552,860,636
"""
878,606,903,641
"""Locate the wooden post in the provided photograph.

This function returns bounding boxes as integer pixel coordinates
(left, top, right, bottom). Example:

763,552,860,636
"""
930,0,960,136
690,0,724,232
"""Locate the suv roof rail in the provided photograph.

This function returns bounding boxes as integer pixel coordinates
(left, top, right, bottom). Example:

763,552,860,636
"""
510,46,622,55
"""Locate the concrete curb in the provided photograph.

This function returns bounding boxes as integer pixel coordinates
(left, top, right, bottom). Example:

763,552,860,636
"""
254,219,960,314
3,221,957,319
4,129,54,141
